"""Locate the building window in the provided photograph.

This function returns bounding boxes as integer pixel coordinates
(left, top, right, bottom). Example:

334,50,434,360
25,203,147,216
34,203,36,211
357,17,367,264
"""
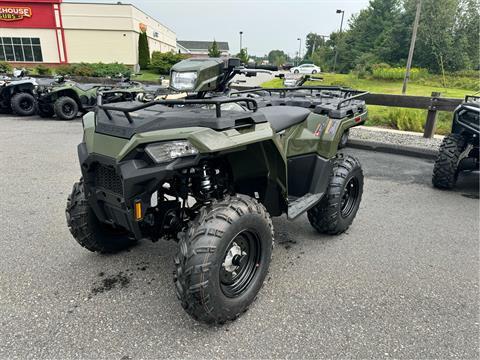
0,37,43,62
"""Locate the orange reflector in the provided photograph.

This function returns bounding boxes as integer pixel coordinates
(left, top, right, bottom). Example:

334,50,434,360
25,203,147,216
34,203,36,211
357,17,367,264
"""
134,201,143,221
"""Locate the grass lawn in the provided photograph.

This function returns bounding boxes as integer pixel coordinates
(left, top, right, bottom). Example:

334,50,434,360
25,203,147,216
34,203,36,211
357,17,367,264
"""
261,73,477,135
133,70,165,82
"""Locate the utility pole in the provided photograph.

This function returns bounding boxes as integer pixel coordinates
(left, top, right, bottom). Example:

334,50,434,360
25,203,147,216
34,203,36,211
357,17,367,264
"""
297,37,302,65
402,0,422,95
239,31,243,53
333,9,345,73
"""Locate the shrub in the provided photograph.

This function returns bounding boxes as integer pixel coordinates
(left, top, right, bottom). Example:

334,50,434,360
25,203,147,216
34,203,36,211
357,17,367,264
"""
54,64,73,76
372,65,428,80
0,61,12,73
353,53,380,78
150,52,186,74
53,63,130,77
35,65,51,75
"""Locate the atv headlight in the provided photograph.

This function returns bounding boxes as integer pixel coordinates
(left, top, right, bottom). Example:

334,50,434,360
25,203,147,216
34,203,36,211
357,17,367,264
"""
170,71,197,91
145,141,198,164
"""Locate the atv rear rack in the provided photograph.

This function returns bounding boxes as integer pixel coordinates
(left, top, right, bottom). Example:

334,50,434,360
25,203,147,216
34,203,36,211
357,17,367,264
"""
232,86,369,110
97,97,258,123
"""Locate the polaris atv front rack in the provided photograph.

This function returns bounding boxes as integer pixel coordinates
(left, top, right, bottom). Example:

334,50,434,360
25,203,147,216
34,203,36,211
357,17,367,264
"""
98,97,258,123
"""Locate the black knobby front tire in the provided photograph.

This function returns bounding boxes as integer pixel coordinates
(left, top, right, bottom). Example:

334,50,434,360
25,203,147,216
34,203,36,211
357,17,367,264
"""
10,92,36,116
66,180,136,253
308,154,364,235
174,195,273,324
432,134,465,190
54,96,79,120
294,70,299,74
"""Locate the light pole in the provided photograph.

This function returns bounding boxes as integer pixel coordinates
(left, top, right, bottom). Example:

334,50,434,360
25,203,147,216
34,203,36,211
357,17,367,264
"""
239,31,243,53
297,37,302,66
333,9,345,73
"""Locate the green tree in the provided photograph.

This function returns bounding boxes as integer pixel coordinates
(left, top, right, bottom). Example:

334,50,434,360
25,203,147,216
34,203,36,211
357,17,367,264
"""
267,50,287,66
412,0,472,73
236,48,249,64
138,31,150,70
150,51,186,74
208,40,221,57
305,33,327,58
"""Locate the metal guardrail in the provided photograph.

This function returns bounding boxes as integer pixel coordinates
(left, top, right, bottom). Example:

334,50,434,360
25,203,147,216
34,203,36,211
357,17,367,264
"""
231,85,464,138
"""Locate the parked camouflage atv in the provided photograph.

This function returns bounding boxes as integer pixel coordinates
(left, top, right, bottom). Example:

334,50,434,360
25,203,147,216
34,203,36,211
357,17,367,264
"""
66,58,367,324
36,77,146,120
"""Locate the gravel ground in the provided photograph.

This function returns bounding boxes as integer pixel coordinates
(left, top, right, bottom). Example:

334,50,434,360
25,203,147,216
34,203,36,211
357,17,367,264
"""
350,126,443,151
0,115,478,359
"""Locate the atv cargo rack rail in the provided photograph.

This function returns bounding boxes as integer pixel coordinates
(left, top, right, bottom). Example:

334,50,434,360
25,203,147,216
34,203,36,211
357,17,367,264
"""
231,86,369,110
97,97,259,123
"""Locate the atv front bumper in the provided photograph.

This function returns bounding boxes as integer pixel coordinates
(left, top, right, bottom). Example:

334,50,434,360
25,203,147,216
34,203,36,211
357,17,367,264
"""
78,142,200,239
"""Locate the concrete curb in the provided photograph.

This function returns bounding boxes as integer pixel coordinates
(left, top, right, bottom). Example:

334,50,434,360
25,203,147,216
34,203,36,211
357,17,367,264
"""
347,138,438,160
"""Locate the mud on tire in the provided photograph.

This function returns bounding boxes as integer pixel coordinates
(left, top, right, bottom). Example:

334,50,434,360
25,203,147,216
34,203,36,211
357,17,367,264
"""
432,134,465,190
174,195,273,324
308,154,363,235
66,180,136,253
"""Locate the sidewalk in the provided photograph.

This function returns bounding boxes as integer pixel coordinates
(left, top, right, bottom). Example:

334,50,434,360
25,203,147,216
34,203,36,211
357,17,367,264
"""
348,126,443,159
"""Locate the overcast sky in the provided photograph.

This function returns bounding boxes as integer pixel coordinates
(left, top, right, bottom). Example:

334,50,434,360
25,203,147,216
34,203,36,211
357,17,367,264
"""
69,0,371,56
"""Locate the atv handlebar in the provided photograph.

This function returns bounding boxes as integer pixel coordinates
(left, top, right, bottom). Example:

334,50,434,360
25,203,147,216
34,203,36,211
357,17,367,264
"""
98,97,258,123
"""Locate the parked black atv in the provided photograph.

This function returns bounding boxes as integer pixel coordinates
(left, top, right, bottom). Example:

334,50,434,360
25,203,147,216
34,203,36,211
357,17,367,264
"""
432,95,479,189
0,77,38,116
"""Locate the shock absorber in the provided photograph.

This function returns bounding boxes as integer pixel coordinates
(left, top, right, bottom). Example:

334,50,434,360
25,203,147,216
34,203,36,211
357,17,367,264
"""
199,164,212,196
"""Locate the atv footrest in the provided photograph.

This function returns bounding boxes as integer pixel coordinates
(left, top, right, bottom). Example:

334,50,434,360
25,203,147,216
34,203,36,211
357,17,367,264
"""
287,193,324,220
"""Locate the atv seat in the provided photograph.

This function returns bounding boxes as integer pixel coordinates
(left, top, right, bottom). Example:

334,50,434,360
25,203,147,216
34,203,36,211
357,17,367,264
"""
258,106,310,132
76,83,101,91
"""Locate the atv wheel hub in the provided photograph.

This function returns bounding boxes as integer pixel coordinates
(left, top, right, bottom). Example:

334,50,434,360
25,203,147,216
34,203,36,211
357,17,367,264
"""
222,242,246,273
341,177,360,218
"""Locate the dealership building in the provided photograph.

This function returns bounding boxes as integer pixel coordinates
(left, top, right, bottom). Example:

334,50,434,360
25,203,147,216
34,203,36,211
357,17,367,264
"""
0,0,177,67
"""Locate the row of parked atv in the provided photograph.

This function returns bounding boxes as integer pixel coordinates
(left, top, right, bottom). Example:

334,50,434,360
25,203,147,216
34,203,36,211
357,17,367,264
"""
0,73,165,120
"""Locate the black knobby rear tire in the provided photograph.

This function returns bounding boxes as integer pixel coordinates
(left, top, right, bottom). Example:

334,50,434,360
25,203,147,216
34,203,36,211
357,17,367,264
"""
54,96,79,120
308,154,363,235
37,105,55,118
432,134,465,190
174,195,273,324
66,180,136,253
11,92,36,116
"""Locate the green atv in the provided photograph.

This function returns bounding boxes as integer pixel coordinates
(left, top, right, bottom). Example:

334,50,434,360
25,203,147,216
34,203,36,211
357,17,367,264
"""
36,76,145,120
66,58,367,324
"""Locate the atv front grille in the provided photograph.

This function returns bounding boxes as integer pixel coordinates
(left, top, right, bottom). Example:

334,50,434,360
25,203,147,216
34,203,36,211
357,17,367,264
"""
94,164,123,195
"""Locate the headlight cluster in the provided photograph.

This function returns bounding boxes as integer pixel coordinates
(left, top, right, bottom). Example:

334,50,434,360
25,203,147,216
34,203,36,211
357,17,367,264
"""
170,71,197,91
145,141,198,164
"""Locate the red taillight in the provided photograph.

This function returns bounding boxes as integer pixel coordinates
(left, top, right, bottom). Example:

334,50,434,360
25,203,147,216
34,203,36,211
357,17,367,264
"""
354,116,362,123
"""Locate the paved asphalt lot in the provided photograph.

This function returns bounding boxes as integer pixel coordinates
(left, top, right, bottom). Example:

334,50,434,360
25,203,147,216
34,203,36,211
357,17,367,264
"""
0,115,478,359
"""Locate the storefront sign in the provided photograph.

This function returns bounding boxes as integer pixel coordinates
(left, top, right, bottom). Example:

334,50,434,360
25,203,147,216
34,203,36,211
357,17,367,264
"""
0,6,32,21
